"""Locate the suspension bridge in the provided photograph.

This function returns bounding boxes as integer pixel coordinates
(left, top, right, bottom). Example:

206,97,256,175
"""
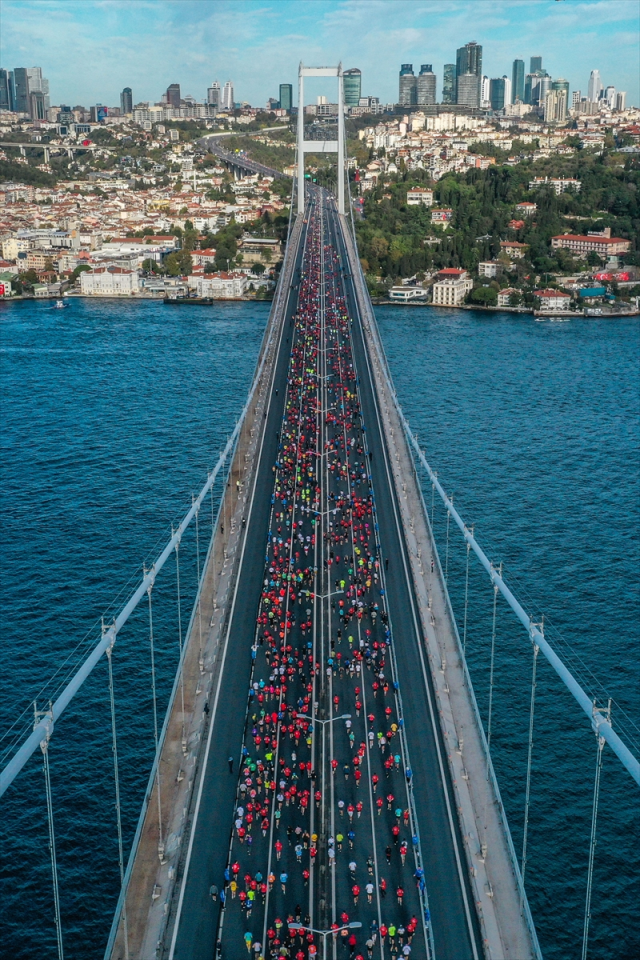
2,63,638,960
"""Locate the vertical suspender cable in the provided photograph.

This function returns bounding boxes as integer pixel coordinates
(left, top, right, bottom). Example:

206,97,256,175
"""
174,533,186,753
581,701,610,960
195,501,203,669
146,567,163,859
521,637,539,910
36,703,64,960
444,495,452,585
105,627,129,959
430,472,436,528
462,526,473,659
486,562,502,766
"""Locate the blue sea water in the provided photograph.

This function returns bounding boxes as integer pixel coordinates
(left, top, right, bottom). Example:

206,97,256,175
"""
0,299,638,959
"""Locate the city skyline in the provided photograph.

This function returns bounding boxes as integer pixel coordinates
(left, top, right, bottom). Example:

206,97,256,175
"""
1,0,637,109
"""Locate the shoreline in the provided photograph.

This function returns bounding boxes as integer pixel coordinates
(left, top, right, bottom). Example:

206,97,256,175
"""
371,299,639,318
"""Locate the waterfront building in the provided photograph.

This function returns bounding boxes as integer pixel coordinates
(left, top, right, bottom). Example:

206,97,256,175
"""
442,64,456,104
534,288,571,311
512,59,525,102
279,83,293,111
399,64,417,106
80,266,140,296
120,87,133,115
343,69,362,106
432,268,473,305
497,288,519,306
196,272,248,298
416,65,436,105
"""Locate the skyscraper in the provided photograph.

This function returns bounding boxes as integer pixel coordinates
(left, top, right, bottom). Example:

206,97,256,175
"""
512,59,525,102
615,91,626,111
457,73,480,109
29,90,45,120
279,83,293,111
398,64,417,106
207,81,220,107
530,56,543,74
442,64,456,104
544,89,567,123
417,65,436,105
455,42,482,107
552,78,570,103
13,68,29,114
343,69,362,106
489,77,511,112
587,69,602,102
604,85,616,108
221,81,234,110
0,68,14,111
166,83,181,108
120,87,133,114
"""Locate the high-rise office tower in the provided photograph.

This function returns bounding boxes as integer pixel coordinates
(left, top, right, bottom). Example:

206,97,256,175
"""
538,76,552,104
416,65,436,105
221,81,234,110
279,83,293,111
512,59,525,102
530,56,543,74
0,68,14,111
13,68,29,114
572,90,582,109
489,77,511,112
457,73,480,108
166,83,181,108
456,42,482,107
604,85,616,108
343,69,362,106
587,69,602,102
552,78,569,103
481,75,490,105
207,81,220,106
25,67,49,110
615,91,626,111
544,89,567,123
120,87,133,114
399,64,417,106
442,64,456,104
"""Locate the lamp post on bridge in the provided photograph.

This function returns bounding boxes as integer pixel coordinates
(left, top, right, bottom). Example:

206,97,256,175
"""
289,921,362,960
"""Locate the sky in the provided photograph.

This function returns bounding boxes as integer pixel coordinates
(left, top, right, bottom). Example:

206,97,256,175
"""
2,0,638,108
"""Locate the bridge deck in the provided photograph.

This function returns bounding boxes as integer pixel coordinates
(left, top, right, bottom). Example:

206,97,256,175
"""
110,190,537,960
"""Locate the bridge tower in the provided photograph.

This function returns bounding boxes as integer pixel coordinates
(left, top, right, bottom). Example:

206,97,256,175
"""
297,62,345,215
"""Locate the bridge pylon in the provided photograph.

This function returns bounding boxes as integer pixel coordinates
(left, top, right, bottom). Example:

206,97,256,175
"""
297,62,345,215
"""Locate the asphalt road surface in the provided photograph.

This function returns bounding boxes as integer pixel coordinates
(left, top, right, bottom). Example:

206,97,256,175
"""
168,191,483,960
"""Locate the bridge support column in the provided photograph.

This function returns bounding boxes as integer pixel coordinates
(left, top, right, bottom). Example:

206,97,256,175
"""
297,63,345,215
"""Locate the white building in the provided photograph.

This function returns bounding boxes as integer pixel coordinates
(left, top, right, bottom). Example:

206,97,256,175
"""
529,177,581,194
389,286,426,301
478,261,500,278
221,81,234,111
431,269,473,306
497,288,519,307
195,272,248,298
81,267,139,296
406,187,433,206
534,288,572,312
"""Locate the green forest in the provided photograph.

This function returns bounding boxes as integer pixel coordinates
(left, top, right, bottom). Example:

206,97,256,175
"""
353,152,639,294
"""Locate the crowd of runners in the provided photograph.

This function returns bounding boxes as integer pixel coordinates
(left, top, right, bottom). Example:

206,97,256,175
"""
214,195,429,959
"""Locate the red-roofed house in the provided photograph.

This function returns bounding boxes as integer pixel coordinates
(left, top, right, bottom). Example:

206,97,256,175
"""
551,234,630,257
534,289,571,311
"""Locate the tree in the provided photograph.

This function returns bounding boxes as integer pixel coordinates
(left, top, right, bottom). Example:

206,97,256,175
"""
70,264,91,284
164,251,193,276
471,286,497,305
251,262,265,275
586,251,603,267
508,291,522,306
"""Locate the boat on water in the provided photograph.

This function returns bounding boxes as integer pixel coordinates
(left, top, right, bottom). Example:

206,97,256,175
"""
163,297,214,306
53,299,67,309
